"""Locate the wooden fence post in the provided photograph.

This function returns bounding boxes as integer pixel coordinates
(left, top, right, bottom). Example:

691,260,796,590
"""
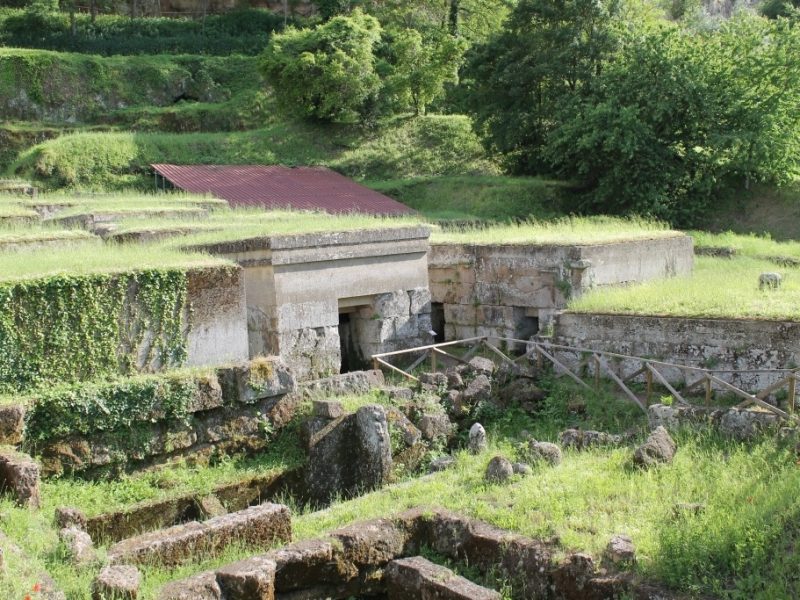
789,374,796,415
705,376,712,408
645,365,653,405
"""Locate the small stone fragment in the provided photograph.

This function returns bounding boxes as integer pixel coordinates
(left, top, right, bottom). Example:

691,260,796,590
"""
445,370,464,390
60,526,97,566
605,534,635,565
55,507,87,531
428,456,456,473
560,428,624,450
468,423,487,454
417,414,453,442
633,426,676,468
383,386,413,401
512,462,532,475
462,375,492,404
523,441,562,466
485,456,514,483
92,565,141,600
312,400,345,419
195,495,228,520
419,372,448,387
468,357,496,376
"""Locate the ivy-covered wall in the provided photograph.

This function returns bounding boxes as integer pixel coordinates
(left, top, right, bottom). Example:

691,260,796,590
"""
0,269,188,394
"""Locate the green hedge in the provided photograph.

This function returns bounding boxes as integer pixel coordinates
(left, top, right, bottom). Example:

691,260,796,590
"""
0,8,290,55
0,269,188,393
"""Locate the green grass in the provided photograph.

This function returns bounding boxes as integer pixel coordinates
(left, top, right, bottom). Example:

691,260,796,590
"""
367,175,566,221
691,230,800,261
1,383,797,598
430,216,680,245
570,255,800,321
10,115,497,190
169,211,425,248
0,243,227,282
0,227,96,246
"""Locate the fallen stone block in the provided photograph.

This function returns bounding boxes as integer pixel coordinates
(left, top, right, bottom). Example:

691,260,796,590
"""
55,507,87,531
485,455,513,483
0,403,25,445
329,517,411,569
92,565,141,600
560,428,624,450
428,455,456,473
267,539,357,592
158,571,221,600
468,423,487,454
417,413,453,442
386,556,501,599
633,426,676,468
59,526,97,566
312,400,345,419
521,441,562,466
108,503,291,566
0,449,41,508
605,534,635,565
468,357,496,376
216,556,276,600
462,374,491,404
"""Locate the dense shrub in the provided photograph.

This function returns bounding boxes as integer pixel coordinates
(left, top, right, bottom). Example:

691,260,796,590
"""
0,8,289,55
261,10,384,122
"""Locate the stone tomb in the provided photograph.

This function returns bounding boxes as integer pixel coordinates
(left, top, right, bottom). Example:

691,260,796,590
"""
429,235,693,342
195,227,433,380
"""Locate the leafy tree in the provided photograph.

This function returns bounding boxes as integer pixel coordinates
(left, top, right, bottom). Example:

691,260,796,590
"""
464,0,623,173
544,17,800,225
261,10,383,122
385,28,466,114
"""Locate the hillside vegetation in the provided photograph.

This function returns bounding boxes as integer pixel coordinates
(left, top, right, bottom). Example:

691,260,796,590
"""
11,115,497,189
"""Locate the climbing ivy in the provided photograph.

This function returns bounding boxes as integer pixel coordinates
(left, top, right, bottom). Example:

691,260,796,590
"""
0,269,189,393
24,371,199,446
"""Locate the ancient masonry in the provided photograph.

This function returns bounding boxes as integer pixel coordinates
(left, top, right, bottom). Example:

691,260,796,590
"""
194,226,432,380
428,235,693,341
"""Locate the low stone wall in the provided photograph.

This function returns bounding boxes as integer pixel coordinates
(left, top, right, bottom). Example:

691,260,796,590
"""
158,508,660,600
26,358,297,477
553,312,800,389
429,235,693,341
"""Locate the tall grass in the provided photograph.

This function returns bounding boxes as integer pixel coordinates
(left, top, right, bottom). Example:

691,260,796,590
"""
431,216,678,245
691,230,800,260
570,255,800,320
367,175,564,221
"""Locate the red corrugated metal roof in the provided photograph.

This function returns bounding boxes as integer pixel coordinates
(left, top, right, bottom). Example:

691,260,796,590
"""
151,164,414,216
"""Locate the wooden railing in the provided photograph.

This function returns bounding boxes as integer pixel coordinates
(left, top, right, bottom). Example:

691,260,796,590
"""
372,337,797,419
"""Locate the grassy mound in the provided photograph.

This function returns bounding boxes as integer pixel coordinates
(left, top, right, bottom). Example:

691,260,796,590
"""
11,115,498,189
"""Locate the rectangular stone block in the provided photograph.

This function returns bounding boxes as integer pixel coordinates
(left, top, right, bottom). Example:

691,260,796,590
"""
0,404,25,445
386,556,501,600
108,503,291,567
216,556,276,600
0,450,40,508
266,539,355,591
